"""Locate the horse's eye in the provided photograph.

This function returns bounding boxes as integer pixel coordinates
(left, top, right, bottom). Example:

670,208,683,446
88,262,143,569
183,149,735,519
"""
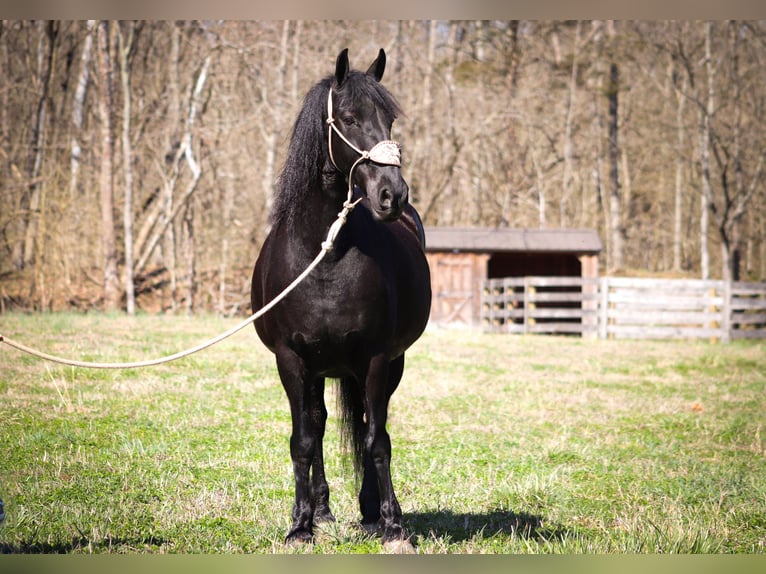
341,115,356,127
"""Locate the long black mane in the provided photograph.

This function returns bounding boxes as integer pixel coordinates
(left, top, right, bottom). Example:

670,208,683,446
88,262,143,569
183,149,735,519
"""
270,71,403,227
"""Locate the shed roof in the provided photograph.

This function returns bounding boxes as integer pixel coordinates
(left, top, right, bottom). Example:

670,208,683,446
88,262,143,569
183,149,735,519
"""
424,227,603,255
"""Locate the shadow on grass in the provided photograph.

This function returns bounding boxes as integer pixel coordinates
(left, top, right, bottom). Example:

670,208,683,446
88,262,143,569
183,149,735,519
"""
0,511,572,552
404,508,573,545
0,535,169,554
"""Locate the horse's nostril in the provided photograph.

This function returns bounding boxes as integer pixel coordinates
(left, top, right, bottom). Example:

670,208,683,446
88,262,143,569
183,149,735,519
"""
380,188,393,209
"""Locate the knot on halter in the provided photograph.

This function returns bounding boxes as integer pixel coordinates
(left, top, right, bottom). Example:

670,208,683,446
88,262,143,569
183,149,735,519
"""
321,196,364,252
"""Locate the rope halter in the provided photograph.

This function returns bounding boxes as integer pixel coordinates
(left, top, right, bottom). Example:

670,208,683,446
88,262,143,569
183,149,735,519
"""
321,88,404,252
326,88,402,200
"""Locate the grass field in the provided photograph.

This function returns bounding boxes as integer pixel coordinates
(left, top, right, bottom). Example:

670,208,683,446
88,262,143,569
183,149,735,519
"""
1,312,765,554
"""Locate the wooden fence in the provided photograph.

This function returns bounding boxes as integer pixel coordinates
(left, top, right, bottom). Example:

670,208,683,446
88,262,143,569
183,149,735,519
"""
481,277,766,341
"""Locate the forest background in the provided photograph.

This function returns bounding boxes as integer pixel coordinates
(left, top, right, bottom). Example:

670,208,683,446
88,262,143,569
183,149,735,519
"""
1,20,765,315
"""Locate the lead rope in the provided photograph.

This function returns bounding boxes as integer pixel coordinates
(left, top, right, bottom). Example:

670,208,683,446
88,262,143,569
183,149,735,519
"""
1,220,337,369
0,88,403,371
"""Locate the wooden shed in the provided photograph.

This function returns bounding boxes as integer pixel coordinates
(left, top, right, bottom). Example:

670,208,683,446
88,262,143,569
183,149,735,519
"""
424,227,603,327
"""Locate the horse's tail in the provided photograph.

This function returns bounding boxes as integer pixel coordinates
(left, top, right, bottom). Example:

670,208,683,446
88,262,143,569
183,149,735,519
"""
337,376,365,480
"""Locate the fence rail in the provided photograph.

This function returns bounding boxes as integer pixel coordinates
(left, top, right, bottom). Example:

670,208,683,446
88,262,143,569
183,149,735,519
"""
481,276,766,341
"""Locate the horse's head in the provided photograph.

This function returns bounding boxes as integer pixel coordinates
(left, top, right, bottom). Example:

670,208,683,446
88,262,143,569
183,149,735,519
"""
327,48,409,222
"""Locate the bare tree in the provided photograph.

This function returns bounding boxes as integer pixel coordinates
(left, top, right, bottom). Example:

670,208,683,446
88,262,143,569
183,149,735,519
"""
96,20,120,310
133,53,210,283
261,20,291,214
605,21,625,272
118,21,138,314
561,20,582,228
708,21,765,281
14,21,57,271
671,56,688,272
4,20,766,313
69,20,94,200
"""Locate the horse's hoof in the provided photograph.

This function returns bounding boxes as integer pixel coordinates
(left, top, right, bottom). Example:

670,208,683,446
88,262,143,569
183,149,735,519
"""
313,506,336,524
285,528,313,546
381,524,416,553
360,520,381,535
383,537,416,554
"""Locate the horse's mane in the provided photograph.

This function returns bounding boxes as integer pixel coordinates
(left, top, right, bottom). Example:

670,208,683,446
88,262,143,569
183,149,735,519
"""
270,71,402,226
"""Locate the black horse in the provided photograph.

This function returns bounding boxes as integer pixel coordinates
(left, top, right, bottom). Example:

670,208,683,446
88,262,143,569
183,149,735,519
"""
250,49,431,548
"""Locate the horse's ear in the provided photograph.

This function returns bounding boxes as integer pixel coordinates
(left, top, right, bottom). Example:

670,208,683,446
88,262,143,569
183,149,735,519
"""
367,48,386,82
335,48,350,87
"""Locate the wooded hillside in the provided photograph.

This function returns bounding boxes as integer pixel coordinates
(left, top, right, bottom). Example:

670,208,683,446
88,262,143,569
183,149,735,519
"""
2,20,764,313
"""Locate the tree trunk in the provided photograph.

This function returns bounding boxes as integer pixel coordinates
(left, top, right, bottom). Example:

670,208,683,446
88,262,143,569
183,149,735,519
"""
183,203,195,314
290,20,302,105
699,21,714,280
164,22,181,311
505,20,521,96
562,20,581,227
218,156,235,315
262,20,290,215
672,65,687,272
70,20,94,200
119,21,137,314
0,22,8,201
418,20,438,205
16,21,56,270
96,20,120,310
607,60,623,271
591,93,609,245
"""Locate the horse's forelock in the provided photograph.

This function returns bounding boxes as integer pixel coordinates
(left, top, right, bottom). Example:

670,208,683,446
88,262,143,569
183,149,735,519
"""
338,71,401,121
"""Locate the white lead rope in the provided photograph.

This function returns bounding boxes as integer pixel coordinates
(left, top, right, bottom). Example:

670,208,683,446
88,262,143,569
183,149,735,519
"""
0,211,342,369
0,87,402,370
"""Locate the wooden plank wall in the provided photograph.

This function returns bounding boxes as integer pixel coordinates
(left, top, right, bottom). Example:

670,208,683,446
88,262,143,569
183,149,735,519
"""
483,276,600,336
480,277,766,341
730,281,766,340
598,277,728,341
426,252,489,327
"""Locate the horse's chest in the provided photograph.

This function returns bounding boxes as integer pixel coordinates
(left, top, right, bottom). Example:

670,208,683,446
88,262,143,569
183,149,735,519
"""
295,272,389,335
286,262,391,369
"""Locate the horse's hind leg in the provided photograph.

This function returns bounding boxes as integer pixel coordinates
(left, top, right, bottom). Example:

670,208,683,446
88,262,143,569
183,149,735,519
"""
310,377,336,524
359,353,409,544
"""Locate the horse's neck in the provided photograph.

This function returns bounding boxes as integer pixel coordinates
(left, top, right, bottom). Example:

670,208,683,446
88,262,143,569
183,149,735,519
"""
289,172,348,253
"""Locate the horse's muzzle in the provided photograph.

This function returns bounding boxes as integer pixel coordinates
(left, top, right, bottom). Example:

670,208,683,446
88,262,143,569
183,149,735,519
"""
371,180,409,222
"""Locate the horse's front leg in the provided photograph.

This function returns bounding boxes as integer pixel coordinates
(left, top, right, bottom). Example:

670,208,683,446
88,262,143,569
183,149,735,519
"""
276,342,318,543
360,353,409,546
310,377,336,524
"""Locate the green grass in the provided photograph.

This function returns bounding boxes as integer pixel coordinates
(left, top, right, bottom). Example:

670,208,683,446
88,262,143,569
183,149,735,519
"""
1,312,765,553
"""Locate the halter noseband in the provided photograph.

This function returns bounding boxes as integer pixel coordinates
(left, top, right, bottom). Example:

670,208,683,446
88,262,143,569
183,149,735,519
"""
326,89,402,204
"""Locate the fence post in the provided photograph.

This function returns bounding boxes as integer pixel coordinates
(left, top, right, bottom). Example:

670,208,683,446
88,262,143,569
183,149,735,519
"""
722,280,732,344
581,277,598,339
599,277,609,340
707,286,719,344
523,277,533,334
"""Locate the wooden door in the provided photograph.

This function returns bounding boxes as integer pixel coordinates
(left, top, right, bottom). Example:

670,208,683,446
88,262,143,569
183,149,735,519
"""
426,253,488,326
